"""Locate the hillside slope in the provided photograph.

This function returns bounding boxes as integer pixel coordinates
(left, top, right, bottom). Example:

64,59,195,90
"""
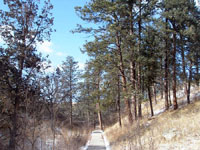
105,86,200,150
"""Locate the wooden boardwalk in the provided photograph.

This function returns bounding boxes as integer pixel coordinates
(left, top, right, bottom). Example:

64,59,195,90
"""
87,130,106,150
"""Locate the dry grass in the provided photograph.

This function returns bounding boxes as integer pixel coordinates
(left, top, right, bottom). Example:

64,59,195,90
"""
55,127,89,150
23,121,90,150
105,86,200,150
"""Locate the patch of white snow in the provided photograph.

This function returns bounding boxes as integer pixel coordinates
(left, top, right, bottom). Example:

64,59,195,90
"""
102,131,111,150
154,108,166,116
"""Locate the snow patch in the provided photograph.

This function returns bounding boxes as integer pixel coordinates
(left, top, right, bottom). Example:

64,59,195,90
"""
102,131,111,150
176,90,185,98
154,108,165,116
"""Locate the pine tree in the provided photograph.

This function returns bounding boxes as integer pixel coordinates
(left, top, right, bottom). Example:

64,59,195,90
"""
75,0,135,124
0,0,53,149
61,56,80,126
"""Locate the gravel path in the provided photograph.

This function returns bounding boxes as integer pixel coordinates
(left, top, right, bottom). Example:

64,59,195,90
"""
87,130,106,150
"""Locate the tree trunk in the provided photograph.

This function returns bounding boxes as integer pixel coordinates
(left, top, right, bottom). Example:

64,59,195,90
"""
122,74,133,124
9,117,17,150
180,34,188,95
153,84,157,104
97,72,103,130
172,32,178,110
9,49,25,150
70,82,73,126
195,63,199,87
187,61,192,104
137,66,142,118
51,103,56,150
116,34,133,124
22,89,29,150
93,112,96,129
40,138,43,150
137,0,142,118
31,117,36,150
168,80,172,106
97,103,103,130
87,110,90,128
53,127,55,150
9,97,19,150
130,61,137,120
195,54,199,87
160,57,164,99
128,0,136,121
148,86,154,117
164,17,169,110
87,85,90,128
164,60,169,109
117,74,122,127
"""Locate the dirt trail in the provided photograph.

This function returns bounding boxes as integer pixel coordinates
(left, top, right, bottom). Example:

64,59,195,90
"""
87,130,106,150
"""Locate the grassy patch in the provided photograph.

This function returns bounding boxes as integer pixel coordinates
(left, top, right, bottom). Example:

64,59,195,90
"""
105,86,200,150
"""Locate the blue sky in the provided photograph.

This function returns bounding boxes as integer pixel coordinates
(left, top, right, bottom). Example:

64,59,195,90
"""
0,0,91,71
43,0,91,70
1,0,199,72
39,0,91,70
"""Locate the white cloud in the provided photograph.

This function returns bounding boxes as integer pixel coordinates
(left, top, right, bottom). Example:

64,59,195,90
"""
56,52,63,56
37,41,53,54
78,62,85,70
56,52,66,57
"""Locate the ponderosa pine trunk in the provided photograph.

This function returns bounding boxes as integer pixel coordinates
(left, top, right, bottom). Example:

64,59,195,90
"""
93,112,96,129
87,84,90,128
172,31,178,110
168,80,172,106
148,86,154,117
195,53,199,87
164,18,169,110
128,0,137,120
97,103,103,130
31,115,36,150
137,0,142,118
153,84,157,104
180,34,188,95
160,57,164,99
50,103,56,150
97,72,103,130
70,95,73,126
130,61,137,120
187,61,193,104
9,49,25,149
116,33,133,124
195,63,199,87
117,74,122,127
69,74,73,126
87,110,90,128
121,73,133,124
137,67,142,118
9,97,19,150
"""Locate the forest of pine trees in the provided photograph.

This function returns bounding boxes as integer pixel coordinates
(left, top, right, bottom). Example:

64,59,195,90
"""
75,0,199,125
0,0,199,150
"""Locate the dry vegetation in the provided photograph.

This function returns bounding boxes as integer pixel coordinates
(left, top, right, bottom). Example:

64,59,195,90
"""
105,86,200,150
0,120,90,150
33,123,90,150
